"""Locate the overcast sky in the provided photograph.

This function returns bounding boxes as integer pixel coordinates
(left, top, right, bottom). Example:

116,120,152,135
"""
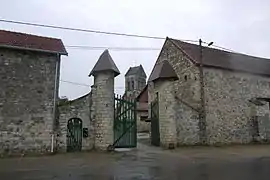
1,0,270,100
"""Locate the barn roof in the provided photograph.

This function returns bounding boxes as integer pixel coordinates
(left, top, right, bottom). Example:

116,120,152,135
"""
0,30,67,55
169,38,270,76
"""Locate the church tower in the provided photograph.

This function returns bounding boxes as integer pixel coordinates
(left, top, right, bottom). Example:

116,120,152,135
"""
125,65,147,98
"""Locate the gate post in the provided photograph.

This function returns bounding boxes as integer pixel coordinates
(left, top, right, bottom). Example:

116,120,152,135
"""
155,80,177,149
89,50,120,151
149,60,178,149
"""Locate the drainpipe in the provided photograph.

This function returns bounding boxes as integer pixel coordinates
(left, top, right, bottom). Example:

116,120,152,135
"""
51,54,60,153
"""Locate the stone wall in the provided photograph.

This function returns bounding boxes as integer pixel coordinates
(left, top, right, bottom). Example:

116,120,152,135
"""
57,93,94,152
137,110,150,133
0,48,59,155
149,39,201,146
204,68,270,144
175,99,200,145
154,80,177,148
155,39,201,108
93,72,114,150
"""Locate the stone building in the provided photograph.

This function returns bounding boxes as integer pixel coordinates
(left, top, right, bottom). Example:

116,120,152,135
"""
125,65,146,98
124,65,149,132
57,49,121,152
0,30,67,155
148,37,270,148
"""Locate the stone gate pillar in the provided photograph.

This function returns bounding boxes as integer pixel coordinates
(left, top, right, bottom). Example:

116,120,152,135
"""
89,49,120,150
148,60,178,149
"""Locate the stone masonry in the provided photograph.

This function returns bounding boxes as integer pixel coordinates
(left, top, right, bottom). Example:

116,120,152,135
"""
57,93,94,152
148,37,270,147
0,48,60,155
89,49,120,151
149,39,201,147
154,80,177,148
204,68,270,144
92,72,115,150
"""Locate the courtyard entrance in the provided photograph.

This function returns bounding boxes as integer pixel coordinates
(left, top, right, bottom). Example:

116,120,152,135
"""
113,94,137,148
67,118,82,152
151,95,160,146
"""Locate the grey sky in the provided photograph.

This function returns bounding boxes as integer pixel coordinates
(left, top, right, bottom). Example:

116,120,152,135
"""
1,0,269,100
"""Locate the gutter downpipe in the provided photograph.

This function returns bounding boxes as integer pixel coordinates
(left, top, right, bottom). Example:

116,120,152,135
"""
51,54,60,153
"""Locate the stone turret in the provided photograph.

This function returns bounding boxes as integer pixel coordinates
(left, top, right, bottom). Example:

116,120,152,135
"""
89,49,120,150
149,60,178,149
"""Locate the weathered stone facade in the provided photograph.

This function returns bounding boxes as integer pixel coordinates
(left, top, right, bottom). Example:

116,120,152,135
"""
154,80,177,148
148,39,201,147
0,48,60,155
148,38,270,147
204,68,270,144
57,93,94,152
92,72,115,150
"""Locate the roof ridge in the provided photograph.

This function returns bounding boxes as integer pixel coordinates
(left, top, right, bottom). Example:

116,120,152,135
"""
168,37,270,61
0,29,62,41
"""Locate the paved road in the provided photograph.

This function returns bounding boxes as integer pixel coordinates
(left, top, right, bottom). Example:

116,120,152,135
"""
1,142,270,179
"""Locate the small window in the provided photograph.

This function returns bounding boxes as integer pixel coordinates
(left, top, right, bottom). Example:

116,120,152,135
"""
184,75,188,81
140,116,148,121
127,81,130,90
131,81,134,90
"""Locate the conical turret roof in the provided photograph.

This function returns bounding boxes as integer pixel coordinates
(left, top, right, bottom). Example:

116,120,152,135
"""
89,49,120,77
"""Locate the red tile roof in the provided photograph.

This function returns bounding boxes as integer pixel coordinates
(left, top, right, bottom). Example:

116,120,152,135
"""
0,30,67,55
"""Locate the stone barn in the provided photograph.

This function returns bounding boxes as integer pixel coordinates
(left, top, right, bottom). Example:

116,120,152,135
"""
0,30,67,155
148,37,270,148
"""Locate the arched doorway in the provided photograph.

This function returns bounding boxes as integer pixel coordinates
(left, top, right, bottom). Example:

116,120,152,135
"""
67,118,82,152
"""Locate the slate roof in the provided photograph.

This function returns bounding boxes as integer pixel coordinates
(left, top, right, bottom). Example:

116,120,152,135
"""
136,85,148,102
125,64,146,77
0,30,67,55
169,38,270,76
148,60,178,82
89,49,120,77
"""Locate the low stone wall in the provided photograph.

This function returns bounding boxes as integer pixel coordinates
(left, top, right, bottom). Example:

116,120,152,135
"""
137,111,150,133
57,93,94,152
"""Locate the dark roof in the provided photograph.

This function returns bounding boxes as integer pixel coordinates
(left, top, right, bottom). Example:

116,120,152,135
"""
136,85,148,102
125,64,146,77
169,38,270,76
89,49,120,77
148,60,178,82
0,30,67,55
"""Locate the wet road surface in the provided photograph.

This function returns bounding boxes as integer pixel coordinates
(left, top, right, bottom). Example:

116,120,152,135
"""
1,142,270,179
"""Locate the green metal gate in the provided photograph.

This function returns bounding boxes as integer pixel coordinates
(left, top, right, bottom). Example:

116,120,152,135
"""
151,95,160,146
67,118,82,152
113,94,137,148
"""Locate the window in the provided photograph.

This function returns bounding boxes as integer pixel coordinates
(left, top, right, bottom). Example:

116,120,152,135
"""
184,75,188,81
127,81,130,91
140,116,148,121
131,81,134,90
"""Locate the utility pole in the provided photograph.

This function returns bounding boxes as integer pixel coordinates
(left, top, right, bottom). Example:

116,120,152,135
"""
198,39,213,145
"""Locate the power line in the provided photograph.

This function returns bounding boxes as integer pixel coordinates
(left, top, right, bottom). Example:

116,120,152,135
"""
65,45,161,51
0,19,237,53
60,79,125,89
0,19,165,40
0,19,198,43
